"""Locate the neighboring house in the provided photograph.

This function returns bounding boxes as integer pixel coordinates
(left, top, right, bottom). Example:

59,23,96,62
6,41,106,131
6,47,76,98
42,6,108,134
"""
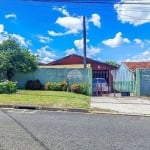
45,54,117,92
114,62,150,93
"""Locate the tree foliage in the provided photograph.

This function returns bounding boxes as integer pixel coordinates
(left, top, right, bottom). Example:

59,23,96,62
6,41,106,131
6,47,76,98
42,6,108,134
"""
105,61,119,67
0,39,38,80
0,39,20,51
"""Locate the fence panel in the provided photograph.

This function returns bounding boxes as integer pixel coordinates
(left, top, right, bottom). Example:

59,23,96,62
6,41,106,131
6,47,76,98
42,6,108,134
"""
113,70,135,93
137,69,150,96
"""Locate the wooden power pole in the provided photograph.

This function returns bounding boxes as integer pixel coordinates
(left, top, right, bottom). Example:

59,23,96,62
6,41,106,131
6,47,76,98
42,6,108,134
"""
83,16,87,68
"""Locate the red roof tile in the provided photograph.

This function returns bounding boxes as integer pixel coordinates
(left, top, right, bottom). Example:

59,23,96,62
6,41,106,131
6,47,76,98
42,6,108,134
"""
46,54,117,69
124,62,150,71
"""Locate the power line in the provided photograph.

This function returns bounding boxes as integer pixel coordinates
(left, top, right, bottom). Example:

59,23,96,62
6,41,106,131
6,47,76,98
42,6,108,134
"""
24,0,118,4
24,0,150,5
0,0,150,22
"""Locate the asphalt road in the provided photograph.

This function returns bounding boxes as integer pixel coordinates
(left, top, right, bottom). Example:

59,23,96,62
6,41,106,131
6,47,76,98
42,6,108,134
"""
0,109,150,150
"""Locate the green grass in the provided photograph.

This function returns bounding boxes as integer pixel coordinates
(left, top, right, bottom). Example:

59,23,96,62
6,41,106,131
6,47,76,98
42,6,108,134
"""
0,90,90,109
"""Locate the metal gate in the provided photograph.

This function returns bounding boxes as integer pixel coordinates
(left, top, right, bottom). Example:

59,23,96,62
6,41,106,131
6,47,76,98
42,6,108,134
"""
92,70,110,96
113,70,136,94
92,70,109,84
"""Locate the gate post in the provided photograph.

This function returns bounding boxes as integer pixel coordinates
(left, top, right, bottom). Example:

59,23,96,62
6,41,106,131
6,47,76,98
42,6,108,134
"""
136,69,140,96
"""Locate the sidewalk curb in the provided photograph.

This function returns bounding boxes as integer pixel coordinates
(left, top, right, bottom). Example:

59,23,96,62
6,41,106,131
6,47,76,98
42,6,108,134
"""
91,110,150,117
0,104,89,113
0,104,150,117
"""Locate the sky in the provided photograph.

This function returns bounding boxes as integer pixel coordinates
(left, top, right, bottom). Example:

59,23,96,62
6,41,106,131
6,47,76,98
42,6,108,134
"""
0,0,150,64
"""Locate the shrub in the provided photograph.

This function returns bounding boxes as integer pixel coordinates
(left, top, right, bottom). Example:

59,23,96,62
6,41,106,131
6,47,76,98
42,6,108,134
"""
44,81,68,91
25,80,43,90
44,81,90,95
44,82,52,90
71,83,90,95
0,81,17,94
44,82,59,91
59,81,68,91
70,84,81,94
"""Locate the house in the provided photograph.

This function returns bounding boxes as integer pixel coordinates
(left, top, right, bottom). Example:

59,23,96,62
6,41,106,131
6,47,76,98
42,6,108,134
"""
45,54,117,92
114,62,150,93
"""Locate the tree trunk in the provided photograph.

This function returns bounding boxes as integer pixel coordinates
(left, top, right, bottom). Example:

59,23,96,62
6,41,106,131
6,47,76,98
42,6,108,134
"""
6,69,14,80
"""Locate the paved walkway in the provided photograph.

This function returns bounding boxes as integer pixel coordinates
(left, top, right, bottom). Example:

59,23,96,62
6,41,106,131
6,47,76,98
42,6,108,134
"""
91,96,150,116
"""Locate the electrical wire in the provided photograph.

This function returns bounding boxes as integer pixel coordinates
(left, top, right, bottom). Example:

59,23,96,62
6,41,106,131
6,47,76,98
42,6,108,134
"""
0,0,150,22
24,0,150,5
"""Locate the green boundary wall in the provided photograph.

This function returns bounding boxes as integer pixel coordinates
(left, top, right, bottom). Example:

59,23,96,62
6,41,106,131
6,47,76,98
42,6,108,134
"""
136,69,140,96
136,69,150,96
11,68,92,95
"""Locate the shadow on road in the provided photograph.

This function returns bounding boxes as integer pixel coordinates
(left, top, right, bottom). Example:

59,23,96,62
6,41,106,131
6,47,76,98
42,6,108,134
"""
2,110,49,150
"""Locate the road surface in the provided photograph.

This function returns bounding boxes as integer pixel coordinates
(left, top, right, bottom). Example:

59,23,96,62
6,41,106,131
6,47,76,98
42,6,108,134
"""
0,109,150,150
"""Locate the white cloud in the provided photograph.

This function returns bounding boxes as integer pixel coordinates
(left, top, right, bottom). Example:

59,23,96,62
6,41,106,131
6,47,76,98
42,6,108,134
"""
114,0,150,26
102,32,130,48
74,38,84,50
74,38,90,50
53,7,70,17
87,46,101,57
134,39,144,48
11,34,31,47
49,7,101,36
0,24,4,33
0,24,31,47
36,46,56,63
125,49,150,62
0,32,30,47
48,16,83,36
37,35,52,43
49,7,82,36
41,57,55,64
74,38,101,57
0,34,8,44
88,14,101,27
0,24,9,43
65,48,76,56
57,16,82,33
5,13,17,19
48,31,66,36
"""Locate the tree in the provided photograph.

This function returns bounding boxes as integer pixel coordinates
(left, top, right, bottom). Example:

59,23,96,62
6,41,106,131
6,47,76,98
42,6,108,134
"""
105,61,119,67
0,39,38,80
0,39,20,51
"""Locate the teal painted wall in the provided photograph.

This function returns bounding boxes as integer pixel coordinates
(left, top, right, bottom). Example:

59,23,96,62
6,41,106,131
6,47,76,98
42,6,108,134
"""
12,68,92,95
138,69,150,96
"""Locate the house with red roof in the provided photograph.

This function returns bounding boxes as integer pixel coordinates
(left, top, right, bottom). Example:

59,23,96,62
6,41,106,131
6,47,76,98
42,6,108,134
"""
123,62,150,72
45,54,117,92
114,62,150,93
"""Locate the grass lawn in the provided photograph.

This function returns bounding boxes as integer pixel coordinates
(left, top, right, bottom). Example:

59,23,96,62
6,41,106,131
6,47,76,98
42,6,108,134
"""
0,90,90,109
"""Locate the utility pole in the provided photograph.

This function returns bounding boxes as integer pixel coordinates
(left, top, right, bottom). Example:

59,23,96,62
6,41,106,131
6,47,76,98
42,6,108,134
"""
83,16,87,68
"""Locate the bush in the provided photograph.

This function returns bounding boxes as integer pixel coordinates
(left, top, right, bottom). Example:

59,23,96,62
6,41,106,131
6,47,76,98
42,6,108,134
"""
44,81,68,91
25,80,43,90
44,81,90,95
44,82,52,90
0,81,17,94
71,83,90,95
44,82,60,91
59,81,68,91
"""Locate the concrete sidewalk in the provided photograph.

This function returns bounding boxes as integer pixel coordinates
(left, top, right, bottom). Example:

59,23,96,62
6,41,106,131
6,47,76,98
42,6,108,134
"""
91,96,150,116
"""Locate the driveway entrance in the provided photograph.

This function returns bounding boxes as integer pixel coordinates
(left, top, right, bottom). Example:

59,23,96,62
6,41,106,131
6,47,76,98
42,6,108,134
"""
91,96,150,115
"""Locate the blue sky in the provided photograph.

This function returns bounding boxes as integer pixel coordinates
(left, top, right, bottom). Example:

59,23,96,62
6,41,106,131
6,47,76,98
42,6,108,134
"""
0,0,150,63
